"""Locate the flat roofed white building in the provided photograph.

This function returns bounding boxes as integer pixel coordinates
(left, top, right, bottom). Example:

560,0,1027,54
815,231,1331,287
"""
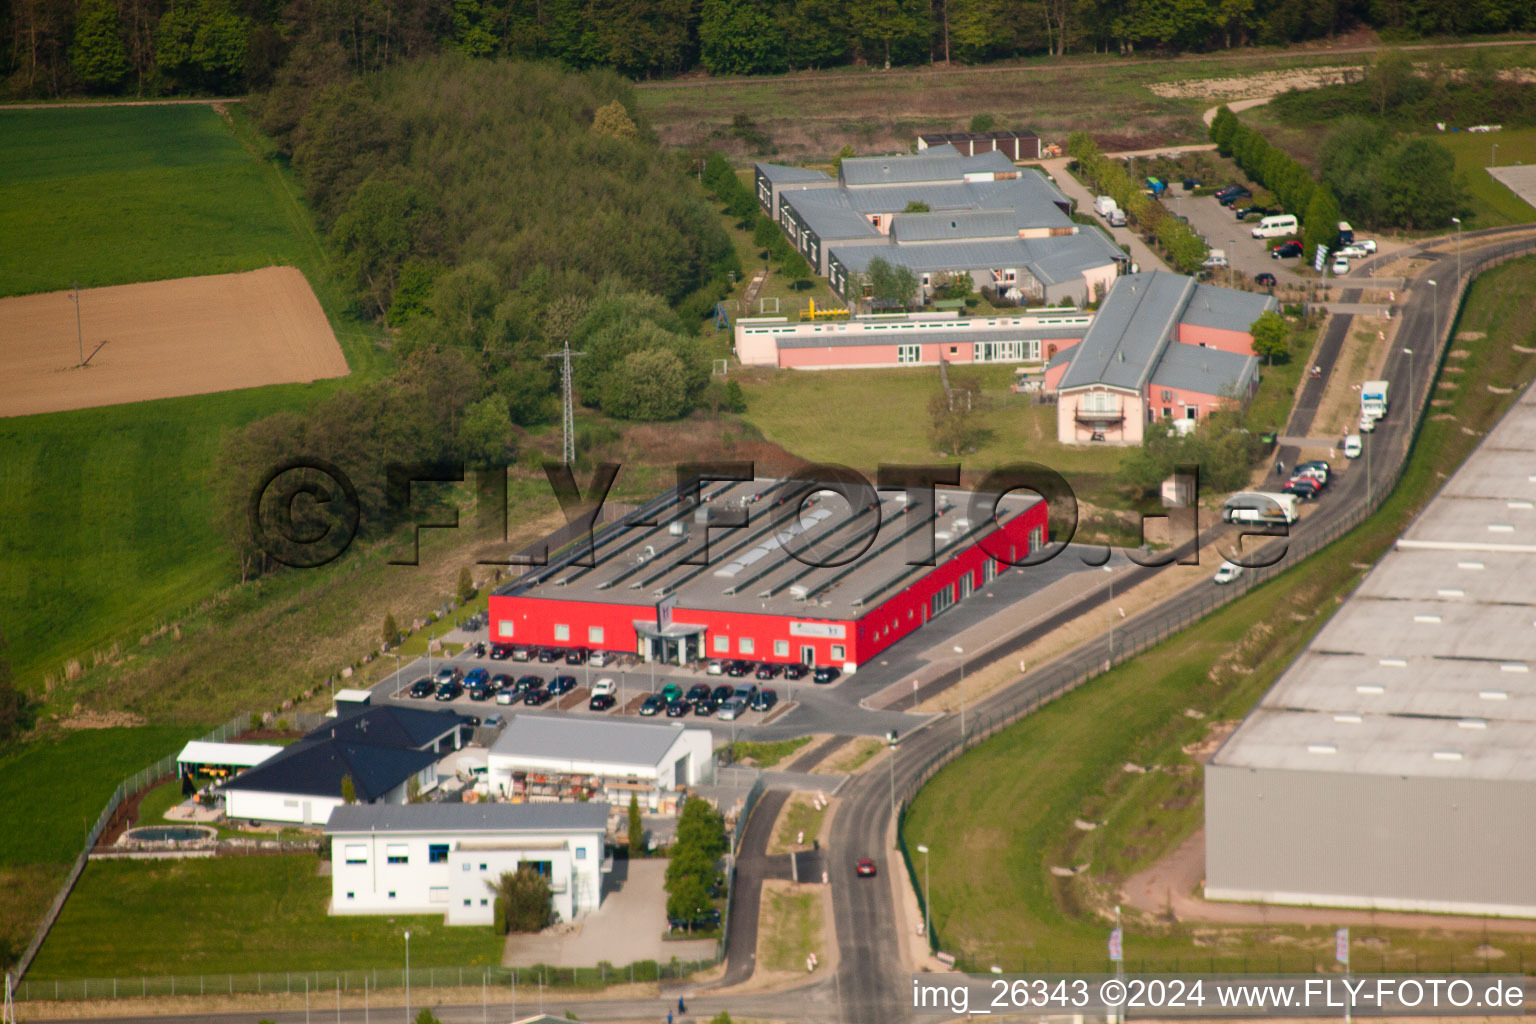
1206,379,1536,917
325,803,609,925
488,716,712,811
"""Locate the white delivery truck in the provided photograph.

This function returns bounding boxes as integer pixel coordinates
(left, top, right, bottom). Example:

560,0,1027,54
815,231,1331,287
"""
1094,195,1118,218
1251,213,1299,239
1361,379,1389,419
1222,491,1300,526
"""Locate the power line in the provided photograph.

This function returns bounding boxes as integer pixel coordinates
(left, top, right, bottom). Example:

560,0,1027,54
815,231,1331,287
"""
544,340,586,465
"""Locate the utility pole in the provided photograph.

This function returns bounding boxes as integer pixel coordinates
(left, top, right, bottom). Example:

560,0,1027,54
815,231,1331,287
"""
544,340,586,465
69,281,83,365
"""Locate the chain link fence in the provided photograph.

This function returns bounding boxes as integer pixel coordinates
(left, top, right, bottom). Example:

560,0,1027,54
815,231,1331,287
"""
895,238,1536,968
16,958,719,1003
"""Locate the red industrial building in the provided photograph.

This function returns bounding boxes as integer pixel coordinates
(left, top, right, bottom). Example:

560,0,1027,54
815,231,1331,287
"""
489,479,1048,673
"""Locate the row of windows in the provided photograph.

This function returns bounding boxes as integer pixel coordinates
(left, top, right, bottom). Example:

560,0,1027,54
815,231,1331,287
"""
548,625,603,643
709,633,846,661
342,891,489,907
345,847,580,868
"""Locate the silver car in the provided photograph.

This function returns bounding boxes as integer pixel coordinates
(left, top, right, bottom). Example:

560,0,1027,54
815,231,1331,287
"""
716,697,749,721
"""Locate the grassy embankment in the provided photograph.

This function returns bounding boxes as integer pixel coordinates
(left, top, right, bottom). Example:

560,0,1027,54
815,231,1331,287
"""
903,255,1536,972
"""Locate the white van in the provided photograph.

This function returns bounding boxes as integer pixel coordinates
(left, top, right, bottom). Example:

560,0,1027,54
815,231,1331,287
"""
1251,214,1299,239
1344,434,1362,459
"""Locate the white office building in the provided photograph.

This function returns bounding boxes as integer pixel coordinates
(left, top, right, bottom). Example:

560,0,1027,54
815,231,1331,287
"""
487,716,713,812
325,803,610,925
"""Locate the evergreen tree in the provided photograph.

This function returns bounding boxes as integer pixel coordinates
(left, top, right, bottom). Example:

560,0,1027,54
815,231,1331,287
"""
382,612,399,648
628,792,644,852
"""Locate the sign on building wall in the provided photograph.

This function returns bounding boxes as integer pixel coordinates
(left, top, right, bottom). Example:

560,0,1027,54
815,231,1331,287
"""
657,594,677,630
789,621,846,639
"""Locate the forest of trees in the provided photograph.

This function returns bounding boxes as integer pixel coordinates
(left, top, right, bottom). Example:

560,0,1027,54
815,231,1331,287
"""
6,0,1535,99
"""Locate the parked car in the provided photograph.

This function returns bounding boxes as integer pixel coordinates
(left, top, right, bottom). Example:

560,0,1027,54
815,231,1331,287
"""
782,663,809,680
1331,254,1350,276
464,667,489,688
588,650,612,667
591,678,617,697
495,689,517,705
483,714,505,729
409,678,434,699
706,659,726,676
711,684,735,704
1270,241,1304,259
489,643,512,661
1214,184,1248,200
523,689,552,707
1299,459,1332,477
467,684,491,702
589,693,617,711
514,674,542,693
666,699,691,718
434,681,461,701
751,688,778,712
491,673,513,690
1213,561,1244,585
1344,434,1363,459
731,683,759,702
1337,244,1371,259
1284,478,1322,500
547,675,576,696
1218,189,1251,207
755,663,780,680
1359,412,1377,433
537,647,564,663
510,646,532,662
473,642,487,657
434,666,461,686
855,858,878,878
660,682,684,702
639,694,667,716
725,660,754,677
687,683,713,703
716,697,749,721
813,666,841,684
1254,272,1277,287
564,648,588,665
692,698,716,717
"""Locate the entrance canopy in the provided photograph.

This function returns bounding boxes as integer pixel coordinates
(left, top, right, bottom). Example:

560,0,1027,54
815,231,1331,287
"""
177,741,283,773
633,621,706,666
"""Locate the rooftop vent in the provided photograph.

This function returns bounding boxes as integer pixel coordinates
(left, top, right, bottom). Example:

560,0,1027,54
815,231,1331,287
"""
1307,743,1338,755
1488,523,1515,533
1356,684,1385,695
1333,713,1363,724
789,584,810,600
1459,561,1486,570
669,521,686,536
1413,614,1442,623
1510,500,1534,510
1458,719,1488,730
1432,750,1464,762
1480,690,1509,700
1501,663,1529,673
1378,658,1407,668
1437,588,1465,598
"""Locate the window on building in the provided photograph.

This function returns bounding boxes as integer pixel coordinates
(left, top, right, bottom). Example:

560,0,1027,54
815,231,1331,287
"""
714,635,729,653
346,892,355,900
983,559,998,583
774,640,789,656
831,644,845,661
554,624,570,641
930,586,956,618
588,626,604,644
948,346,958,354
498,621,514,638
429,887,448,904
1082,391,1117,413
386,844,408,865
960,572,974,599
463,899,471,907
344,845,367,865
480,898,489,906
1163,407,1172,418
576,847,588,860
428,844,449,864
739,637,755,654
479,863,488,871
462,863,471,872
897,343,920,364
1161,389,1173,402
1186,407,1197,420
388,891,396,900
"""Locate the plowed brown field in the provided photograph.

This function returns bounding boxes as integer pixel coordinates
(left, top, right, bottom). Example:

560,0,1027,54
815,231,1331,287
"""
0,266,348,417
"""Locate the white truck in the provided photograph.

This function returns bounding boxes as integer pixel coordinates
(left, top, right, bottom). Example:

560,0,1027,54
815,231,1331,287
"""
1222,491,1300,526
1094,195,1118,219
1361,379,1389,420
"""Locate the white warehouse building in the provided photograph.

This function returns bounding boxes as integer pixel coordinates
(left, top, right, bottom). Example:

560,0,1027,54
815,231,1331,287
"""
488,716,713,812
325,803,610,925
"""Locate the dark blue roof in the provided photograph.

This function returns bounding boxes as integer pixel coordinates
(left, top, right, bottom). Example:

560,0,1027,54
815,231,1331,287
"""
317,705,470,749
222,738,437,802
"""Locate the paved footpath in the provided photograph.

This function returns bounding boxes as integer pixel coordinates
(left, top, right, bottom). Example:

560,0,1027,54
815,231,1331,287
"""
1040,157,1170,274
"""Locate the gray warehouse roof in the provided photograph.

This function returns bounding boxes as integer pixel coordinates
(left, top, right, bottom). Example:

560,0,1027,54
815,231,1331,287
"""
490,715,695,768
1212,383,1536,781
1057,272,1192,392
325,802,610,835
781,192,883,242
841,151,966,186
828,231,1121,287
1181,283,1276,333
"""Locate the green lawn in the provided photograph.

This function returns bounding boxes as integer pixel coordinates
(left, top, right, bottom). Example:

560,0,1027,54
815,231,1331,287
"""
1245,318,1321,435
0,104,383,686
0,105,317,295
902,256,1536,973
1430,127,1536,229
758,887,822,973
728,736,812,768
27,855,503,978
0,726,203,866
773,796,826,851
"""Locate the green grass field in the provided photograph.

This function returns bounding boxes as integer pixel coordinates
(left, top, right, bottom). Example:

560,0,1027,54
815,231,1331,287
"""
0,105,317,295
1431,127,1536,228
0,104,382,687
728,736,812,768
27,855,503,977
0,726,202,866
902,256,1536,973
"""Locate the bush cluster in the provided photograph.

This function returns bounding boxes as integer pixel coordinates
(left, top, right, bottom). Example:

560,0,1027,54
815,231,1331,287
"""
1068,133,1208,274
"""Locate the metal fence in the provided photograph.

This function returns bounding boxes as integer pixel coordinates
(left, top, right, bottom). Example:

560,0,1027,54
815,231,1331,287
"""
892,238,1536,966
16,958,719,1003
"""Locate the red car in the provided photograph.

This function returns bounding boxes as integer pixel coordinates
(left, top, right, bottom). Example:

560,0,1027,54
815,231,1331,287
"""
856,858,877,877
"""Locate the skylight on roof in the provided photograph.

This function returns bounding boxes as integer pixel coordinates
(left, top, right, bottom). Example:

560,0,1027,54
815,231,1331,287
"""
1480,690,1509,700
1432,750,1464,761
1413,614,1442,624
1458,719,1488,730
1438,589,1465,598
1333,713,1363,724
1378,658,1407,668
1459,561,1486,570
1308,743,1338,755
1356,684,1385,695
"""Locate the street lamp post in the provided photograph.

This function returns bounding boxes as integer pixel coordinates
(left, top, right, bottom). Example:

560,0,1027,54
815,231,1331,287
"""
1492,142,1499,167
952,646,965,743
1104,564,1115,663
916,844,932,954
1428,277,1438,355
1228,238,1235,288
1403,347,1415,446
404,931,411,1024
1451,216,1462,287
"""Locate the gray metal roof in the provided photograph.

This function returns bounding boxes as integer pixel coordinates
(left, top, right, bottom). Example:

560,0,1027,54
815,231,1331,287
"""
831,238,1035,275
1181,283,1277,332
1057,272,1192,392
1212,381,1536,781
489,715,696,768
841,151,965,187
1024,230,1126,286
1148,343,1257,397
781,191,882,242
755,162,832,185
776,325,1086,350
960,150,1020,175
891,210,1020,243
324,801,610,835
